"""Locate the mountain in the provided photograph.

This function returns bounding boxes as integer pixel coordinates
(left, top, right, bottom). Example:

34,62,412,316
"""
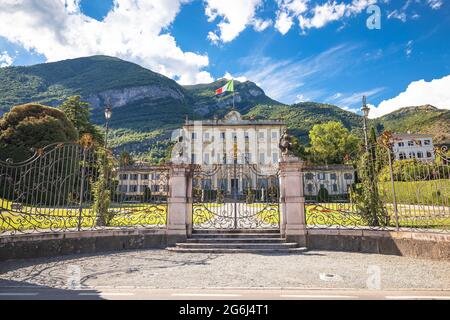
0,55,449,162
375,105,450,144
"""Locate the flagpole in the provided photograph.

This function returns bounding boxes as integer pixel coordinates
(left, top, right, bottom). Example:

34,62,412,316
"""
232,79,235,110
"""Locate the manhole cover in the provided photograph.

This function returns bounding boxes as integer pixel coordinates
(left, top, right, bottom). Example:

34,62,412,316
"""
319,273,343,282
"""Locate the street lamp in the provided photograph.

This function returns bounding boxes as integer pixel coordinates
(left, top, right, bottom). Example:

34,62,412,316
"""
104,104,112,149
361,96,370,152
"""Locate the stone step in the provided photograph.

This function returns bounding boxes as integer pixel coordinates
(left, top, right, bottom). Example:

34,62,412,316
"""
167,247,308,254
175,242,298,250
192,229,280,234
191,233,283,239
186,238,287,243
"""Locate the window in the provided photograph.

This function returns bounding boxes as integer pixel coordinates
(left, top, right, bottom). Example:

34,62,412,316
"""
271,131,278,140
244,132,249,140
424,140,431,145
398,142,405,147
129,185,138,192
417,152,423,159
409,152,416,158
141,174,148,180
330,173,337,180
223,154,227,164
272,153,278,164
119,174,128,180
344,173,353,180
191,153,196,164
427,151,432,158
307,184,313,192
191,132,197,140
139,185,147,192
408,141,414,146
399,152,406,160
318,173,326,180
204,132,210,141
203,153,210,165
218,179,228,190
259,153,265,164
220,132,226,140
202,179,212,190
118,185,127,193
151,185,160,192
231,132,237,141
130,174,138,180
332,184,338,192
244,153,251,164
305,173,314,180
258,131,265,139
258,179,269,189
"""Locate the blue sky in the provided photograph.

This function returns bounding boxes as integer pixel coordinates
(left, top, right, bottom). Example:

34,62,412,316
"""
0,0,449,118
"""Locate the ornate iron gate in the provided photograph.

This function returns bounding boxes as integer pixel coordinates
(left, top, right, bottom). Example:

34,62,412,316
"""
0,142,169,234
192,163,280,229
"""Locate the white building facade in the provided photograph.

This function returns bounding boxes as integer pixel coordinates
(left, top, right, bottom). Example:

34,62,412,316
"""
391,133,435,162
174,110,286,167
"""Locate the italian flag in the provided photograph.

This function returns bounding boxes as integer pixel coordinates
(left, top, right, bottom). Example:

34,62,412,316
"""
215,79,234,95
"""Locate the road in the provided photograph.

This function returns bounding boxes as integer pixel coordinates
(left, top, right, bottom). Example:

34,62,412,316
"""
1,287,450,300
1,249,449,300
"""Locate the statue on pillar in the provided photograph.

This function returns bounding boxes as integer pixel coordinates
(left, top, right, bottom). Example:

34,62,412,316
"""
279,129,294,156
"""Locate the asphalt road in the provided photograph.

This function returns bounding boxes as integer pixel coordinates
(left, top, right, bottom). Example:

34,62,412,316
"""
1,287,450,300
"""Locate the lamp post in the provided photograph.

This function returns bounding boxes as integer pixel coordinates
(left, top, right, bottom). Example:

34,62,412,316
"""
104,104,112,149
361,96,370,153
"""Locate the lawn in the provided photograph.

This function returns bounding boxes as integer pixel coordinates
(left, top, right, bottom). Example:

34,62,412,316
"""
379,179,450,206
0,198,167,232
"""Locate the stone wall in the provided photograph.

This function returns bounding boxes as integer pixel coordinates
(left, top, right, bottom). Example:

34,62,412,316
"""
0,229,168,261
307,229,450,261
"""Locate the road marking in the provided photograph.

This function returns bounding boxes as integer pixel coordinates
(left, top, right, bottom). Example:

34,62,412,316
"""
386,296,450,300
172,293,242,297
280,294,358,299
79,292,135,296
0,292,38,296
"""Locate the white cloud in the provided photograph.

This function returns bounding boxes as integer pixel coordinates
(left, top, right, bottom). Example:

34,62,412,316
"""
325,87,385,112
204,0,264,43
238,44,360,103
0,51,13,67
252,18,273,32
0,0,213,85
370,75,450,118
223,72,248,83
428,0,443,10
275,0,376,34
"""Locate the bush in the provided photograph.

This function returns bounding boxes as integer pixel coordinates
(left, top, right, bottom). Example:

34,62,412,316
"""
317,187,330,202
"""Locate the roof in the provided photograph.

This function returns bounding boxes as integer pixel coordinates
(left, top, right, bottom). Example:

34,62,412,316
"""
184,110,285,127
303,164,355,171
392,133,433,139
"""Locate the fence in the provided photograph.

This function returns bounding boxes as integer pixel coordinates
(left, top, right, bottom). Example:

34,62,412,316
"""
305,137,450,233
0,142,169,234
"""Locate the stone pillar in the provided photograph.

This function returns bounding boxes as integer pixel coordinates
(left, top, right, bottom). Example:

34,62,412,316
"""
167,163,192,245
279,155,307,247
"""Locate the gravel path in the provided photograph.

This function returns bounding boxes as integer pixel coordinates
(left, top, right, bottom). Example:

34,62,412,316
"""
1,250,449,290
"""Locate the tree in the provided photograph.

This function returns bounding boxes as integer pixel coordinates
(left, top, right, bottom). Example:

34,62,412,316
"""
0,103,78,162
119,151,135,166
308,121,360,164
60,96,103,144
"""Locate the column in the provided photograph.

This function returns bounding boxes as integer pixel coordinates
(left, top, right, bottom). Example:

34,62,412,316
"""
279,155,307,246
167,163,192,245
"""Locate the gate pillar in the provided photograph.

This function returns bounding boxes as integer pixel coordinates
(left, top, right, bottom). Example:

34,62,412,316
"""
167,163,192,245
279,155,307,246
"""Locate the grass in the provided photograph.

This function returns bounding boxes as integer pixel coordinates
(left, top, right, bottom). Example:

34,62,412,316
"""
0,198,167,232
379,179,450,206
2,197,450,232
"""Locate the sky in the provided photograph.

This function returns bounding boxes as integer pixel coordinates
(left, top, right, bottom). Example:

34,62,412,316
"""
0,0,449,118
